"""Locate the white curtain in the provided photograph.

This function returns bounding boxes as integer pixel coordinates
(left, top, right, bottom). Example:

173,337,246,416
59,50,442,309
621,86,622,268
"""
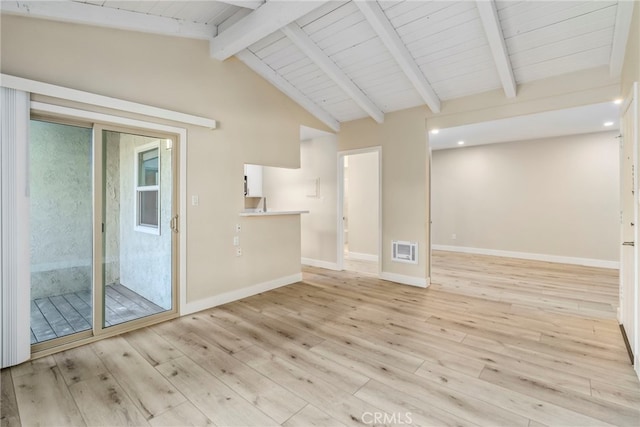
1,87,30,368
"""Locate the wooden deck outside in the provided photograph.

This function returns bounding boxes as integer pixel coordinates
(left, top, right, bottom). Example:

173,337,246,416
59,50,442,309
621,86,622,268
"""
30,284,166,344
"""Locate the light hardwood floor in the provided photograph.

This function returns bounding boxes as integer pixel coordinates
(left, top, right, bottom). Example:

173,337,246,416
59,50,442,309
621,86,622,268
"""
2,251,639,426
344,257,378,275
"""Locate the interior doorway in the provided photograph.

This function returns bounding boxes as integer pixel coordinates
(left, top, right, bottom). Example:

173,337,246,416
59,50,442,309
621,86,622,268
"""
338,148,381,275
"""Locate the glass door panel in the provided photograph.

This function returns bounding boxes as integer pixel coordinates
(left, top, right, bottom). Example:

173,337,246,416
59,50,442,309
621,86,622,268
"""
101,130,173,327
29,120,93,344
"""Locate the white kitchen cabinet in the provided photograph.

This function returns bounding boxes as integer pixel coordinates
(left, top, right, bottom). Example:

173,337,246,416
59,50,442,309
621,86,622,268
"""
244,164,263,197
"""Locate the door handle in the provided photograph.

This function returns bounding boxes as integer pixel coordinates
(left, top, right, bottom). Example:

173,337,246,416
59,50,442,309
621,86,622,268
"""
170,215,179,233
623,241,635,246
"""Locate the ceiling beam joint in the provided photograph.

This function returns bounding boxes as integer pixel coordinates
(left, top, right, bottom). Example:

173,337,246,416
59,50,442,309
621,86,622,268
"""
210,2,326,61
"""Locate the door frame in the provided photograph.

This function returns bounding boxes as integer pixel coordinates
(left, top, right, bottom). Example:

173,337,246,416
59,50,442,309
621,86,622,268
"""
428,146,433,279
620,81,640,376
336,146,382,274
29,102,187,357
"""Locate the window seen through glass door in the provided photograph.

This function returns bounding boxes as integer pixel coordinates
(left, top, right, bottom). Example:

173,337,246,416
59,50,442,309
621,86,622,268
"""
102,131,173,328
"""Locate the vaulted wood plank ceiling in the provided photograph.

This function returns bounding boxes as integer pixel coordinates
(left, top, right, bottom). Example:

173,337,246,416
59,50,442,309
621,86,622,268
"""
2,0,634,131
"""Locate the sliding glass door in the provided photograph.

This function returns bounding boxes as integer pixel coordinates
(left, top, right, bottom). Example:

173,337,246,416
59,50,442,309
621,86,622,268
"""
29,120,94,344
100,129,175,328
30,119,177,350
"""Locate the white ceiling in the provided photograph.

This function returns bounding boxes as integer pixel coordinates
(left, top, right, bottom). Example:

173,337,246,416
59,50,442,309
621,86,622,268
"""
429,101,622,150
1,1,635,133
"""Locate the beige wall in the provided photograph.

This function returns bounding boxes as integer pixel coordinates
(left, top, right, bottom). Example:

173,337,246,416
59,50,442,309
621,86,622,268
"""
262,135,339,266
432,132,620,262
339,107,429,281
345,151,379,258
1,15,331,306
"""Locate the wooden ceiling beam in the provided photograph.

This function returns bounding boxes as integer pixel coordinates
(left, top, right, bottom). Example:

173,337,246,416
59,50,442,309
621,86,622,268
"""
476,0,517,98
0,1,214,40
610,0,635,77
210,1,326,61
355,1,441,113
282,23,385,123
236,50,340,132
215,0,264,10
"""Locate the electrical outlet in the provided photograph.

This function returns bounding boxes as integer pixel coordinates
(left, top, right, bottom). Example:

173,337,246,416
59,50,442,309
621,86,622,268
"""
235,224,241,232
233,236,240,246
236,247,242,256
451,233,457,240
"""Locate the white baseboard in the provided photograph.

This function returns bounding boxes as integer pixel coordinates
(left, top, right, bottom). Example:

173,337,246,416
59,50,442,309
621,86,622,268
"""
432,245,620,269
301,258,340,271
346,252,379,262
380,272,429,288
181,273,302,315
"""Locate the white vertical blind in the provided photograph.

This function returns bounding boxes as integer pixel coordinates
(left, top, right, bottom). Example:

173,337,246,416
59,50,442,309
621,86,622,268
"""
1,87,31,368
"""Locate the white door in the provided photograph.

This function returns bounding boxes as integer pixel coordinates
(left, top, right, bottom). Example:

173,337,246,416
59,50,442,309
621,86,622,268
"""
620,82,639,370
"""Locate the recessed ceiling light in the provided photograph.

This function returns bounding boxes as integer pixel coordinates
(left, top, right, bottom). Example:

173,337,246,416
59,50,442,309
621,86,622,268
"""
430,129,439,134
457,140,465,145
604,121,614,127
614,99,623,105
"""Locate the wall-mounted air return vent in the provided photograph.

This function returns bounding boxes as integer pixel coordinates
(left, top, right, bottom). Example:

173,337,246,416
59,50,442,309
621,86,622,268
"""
392,240,418,264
